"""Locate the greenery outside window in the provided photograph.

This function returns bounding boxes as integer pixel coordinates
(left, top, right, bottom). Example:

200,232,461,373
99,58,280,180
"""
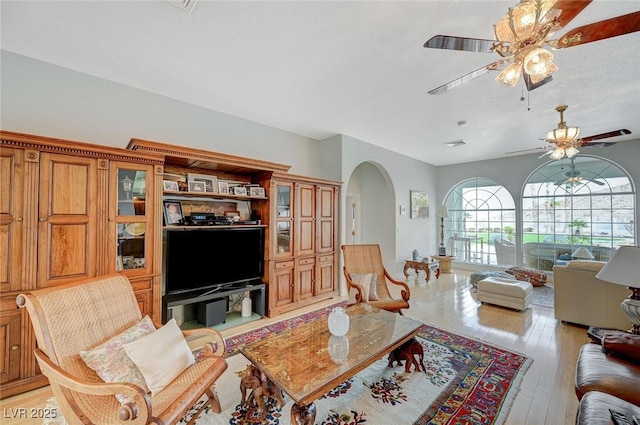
443,178,516,266
522,155,635,271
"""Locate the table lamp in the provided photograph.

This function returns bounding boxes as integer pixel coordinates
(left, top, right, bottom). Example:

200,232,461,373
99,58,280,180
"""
572,247,594,260
438,205,449,256
595,245,640,334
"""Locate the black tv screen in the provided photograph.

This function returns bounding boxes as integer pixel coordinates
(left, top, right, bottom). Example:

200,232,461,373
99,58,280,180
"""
163,227,265,295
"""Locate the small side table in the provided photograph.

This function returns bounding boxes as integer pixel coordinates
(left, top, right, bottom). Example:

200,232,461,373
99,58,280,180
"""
403,260,432,282
432,255,455,274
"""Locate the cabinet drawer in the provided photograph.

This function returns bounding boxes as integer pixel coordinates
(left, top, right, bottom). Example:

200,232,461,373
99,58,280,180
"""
130,278,152,292
319,254,334,263
274,261,295,269
298,257,315,266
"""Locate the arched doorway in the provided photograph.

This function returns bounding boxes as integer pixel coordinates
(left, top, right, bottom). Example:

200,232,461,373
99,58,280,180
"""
343,161,396,267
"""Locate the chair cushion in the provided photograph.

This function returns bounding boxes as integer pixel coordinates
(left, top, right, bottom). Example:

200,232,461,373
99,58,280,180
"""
468,271,515,287
79,315,155,404
504,266,547,287
349,273,379,301
123,318,195,395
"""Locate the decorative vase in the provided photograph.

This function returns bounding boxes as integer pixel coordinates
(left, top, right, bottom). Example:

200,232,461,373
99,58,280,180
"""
412,249,420,261
328,307,349,336
241,297,252,317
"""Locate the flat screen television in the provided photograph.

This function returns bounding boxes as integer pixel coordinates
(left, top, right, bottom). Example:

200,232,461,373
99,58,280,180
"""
163,227,265,296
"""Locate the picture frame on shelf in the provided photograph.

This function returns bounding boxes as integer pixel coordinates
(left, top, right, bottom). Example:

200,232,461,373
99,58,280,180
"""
188,181,206,193
163,200,184,225
218,181,230,195
224,210,240,222
163,180,179,191
249,186,266,197
187,173,217,193
233,186,247,196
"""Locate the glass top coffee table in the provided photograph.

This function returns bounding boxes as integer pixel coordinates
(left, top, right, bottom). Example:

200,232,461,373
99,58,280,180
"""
240,303,423,423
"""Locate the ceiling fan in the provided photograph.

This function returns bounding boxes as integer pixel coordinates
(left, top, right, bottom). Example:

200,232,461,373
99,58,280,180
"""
554,157,604,186
504,105,632,157
424,0,640,94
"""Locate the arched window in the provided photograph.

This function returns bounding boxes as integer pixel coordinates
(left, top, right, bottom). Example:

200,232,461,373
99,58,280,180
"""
443,178,516,266
522,155,635,271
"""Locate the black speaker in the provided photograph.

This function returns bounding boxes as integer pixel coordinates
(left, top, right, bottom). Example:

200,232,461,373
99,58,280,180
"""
197,299,227,326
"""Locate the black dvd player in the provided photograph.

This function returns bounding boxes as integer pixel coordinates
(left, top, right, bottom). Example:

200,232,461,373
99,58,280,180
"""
186,213,229,225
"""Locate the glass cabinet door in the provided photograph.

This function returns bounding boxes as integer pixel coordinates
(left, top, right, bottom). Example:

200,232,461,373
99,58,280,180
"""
275,182,293,256
114,166,151,272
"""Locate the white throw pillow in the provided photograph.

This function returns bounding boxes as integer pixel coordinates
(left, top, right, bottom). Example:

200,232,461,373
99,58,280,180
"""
79,316,155,404
123,318,195,395
349,273,379,301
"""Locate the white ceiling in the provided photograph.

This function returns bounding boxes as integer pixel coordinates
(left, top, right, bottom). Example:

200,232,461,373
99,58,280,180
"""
2,0,639,166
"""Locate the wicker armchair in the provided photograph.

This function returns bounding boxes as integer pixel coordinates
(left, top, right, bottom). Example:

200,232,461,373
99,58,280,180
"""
341,244,411,314
16,273,228,425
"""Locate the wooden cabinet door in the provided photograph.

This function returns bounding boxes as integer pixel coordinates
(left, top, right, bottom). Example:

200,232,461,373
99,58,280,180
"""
297,257,315,300
295,183,316,256
317,254,336,295
271,261,295,310
37,153,98,287
0,147,24,293
317,185,336,254
0,310,21,384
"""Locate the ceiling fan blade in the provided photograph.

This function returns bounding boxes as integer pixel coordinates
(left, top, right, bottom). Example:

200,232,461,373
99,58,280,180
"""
550,0,593,30
523,73,553,91
553,11,640,48
423,35,497,53
428,61,504,95
589,179,605,186
554,178,569,186
504,146,550,155
579,129,632,144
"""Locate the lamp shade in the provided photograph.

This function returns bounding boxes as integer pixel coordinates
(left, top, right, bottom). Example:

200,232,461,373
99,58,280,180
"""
438,205,449,218
572,247,594,260
596,246,640,288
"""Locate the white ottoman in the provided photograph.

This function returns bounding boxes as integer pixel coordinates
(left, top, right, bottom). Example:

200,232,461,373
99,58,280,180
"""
476,277,533,311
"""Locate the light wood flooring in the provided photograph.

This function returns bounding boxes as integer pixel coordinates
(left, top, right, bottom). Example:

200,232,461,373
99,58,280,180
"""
0,268,590,425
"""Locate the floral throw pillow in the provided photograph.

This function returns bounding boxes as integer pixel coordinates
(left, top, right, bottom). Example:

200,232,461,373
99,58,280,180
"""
79,315,155,404
504,267,547,287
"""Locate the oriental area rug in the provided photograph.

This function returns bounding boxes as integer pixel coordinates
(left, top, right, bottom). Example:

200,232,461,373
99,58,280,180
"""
44,315,532,425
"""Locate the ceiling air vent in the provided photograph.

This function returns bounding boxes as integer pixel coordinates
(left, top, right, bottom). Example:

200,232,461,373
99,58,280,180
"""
168,0,198,13
444,140,466,148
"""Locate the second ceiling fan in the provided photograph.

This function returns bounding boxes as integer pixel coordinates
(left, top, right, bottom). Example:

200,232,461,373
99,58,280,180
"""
424,0,640,94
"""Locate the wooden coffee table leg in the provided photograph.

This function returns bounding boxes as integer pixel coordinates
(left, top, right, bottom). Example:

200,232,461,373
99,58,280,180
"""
291,402,316,425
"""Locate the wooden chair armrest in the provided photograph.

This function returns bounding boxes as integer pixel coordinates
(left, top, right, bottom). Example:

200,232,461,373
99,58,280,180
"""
384,269,411,301
343,266,365,303
34,349,151,422
183,327,226,357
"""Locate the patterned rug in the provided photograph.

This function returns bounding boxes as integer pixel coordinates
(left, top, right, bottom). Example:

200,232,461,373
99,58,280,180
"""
531,284,554,308
43,308,532,425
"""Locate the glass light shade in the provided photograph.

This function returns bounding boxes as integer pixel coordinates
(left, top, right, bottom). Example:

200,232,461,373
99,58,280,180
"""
524,47,556,82
546,126,580,144
496,61,523,86
549,148,565,160
596,246,640,289
438,205,449,218
565,146,579,158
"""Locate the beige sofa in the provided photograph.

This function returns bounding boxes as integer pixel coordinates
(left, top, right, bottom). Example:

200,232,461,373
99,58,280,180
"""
553,260,631,330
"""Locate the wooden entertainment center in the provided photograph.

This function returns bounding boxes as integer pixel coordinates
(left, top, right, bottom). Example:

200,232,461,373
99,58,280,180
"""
0,131,340,397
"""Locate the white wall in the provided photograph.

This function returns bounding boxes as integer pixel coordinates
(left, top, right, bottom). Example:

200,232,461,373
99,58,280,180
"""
3,49,638,279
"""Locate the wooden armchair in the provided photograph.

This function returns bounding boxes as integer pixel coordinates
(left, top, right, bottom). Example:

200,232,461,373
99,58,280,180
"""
16,273,228,425
341,244,410,314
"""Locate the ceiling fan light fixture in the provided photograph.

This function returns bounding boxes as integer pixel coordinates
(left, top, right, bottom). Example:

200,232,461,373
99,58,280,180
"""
549,147,565,160
565,146,580,158
523,47,556,82
496,61,522,86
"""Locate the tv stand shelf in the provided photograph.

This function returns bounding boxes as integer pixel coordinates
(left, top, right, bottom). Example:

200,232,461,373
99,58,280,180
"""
163,282,265,330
